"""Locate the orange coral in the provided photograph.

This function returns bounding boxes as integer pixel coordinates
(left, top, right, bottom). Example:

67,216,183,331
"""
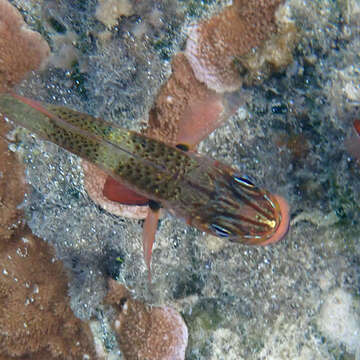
0,117,26,239
0,0,50,93
185,0,293,92
105,279,188,360
0,226,97,359
147,53,225,146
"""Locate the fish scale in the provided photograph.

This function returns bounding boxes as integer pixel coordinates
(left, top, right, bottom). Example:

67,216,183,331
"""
0,93,289,245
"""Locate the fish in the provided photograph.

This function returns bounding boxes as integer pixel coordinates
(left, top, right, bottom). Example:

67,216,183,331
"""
0,93,290,280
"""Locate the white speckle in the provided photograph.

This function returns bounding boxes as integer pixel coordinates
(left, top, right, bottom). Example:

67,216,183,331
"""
17,246,28,257
343,82,360,102
2,269,8,276
8,143,17,152
122,300,128,314
317,288,360,354
237,107,248,121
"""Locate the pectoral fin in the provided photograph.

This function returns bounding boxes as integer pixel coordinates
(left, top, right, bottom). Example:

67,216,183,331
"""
176,94,224,148
142,202,161,282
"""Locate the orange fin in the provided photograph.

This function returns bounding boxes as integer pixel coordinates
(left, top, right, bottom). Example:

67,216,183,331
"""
176,94,224,148
142,204,160,282
103,176,149,205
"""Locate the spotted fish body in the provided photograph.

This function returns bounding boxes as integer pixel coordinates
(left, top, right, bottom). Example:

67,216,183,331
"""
0,94,289,245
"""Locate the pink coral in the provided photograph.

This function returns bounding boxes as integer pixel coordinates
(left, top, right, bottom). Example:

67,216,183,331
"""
106,279,188,360
0,0,50,93
185,0,290,92
147,53,225,146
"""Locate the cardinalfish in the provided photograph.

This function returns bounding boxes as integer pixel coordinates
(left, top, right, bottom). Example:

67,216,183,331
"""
0,93,290,281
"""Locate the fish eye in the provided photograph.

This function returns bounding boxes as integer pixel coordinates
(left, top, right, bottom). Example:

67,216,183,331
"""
233,174,256,188
209,223,232,238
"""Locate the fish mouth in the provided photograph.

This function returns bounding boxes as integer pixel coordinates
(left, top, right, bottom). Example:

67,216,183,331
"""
254,194,290,246
233,193,290,246
205,191,290,246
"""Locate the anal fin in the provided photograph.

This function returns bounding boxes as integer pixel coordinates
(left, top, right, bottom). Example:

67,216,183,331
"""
103,176,149,205
142,205,160,283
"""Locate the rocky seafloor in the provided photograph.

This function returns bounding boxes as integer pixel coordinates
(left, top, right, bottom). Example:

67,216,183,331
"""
2,0,360,359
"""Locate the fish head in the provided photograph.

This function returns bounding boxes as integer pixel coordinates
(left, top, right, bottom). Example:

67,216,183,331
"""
195,171,290,246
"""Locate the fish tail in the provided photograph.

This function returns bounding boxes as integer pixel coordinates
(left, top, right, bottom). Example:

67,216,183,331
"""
0,93,123,169
0,93,62,140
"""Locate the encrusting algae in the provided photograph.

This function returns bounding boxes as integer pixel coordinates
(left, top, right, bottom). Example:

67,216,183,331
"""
0,118,26,240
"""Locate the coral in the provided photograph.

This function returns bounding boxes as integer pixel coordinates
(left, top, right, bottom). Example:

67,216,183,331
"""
0,117,26,240
238,3,298,82
105,279,188,360
185,0,296,92
0,225,98,359
96,0,134,29
0,0,50,93
82,160,148,219
147,53,225,146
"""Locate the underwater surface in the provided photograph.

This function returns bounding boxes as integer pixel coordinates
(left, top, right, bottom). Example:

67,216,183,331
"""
0,0,360,359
